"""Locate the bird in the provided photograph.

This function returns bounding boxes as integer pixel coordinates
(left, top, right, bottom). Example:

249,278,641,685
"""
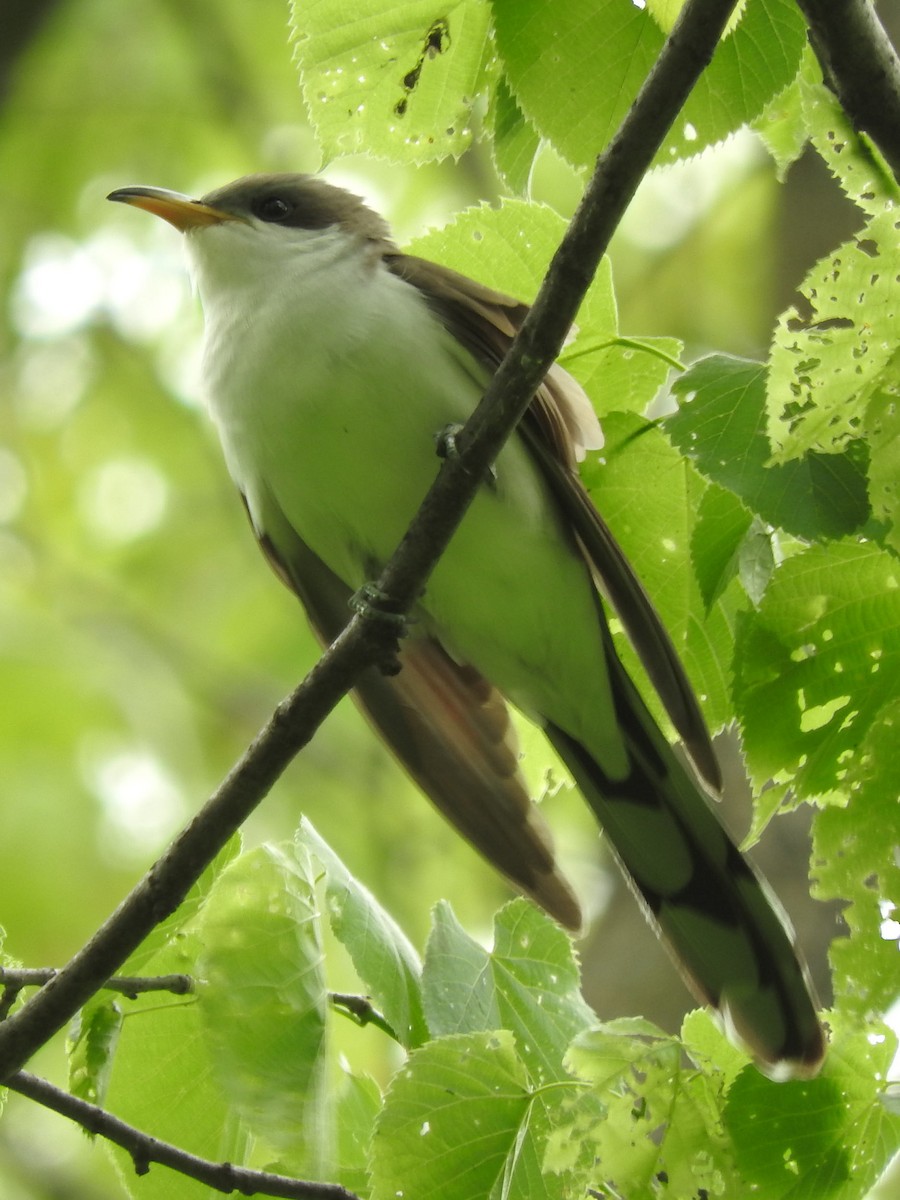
108,173,825,1079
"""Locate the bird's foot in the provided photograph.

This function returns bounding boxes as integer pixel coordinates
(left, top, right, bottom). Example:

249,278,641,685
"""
434,422,497,486
349,583,408,675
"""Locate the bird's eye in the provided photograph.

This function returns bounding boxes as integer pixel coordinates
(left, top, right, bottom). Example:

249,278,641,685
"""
254,197,291,222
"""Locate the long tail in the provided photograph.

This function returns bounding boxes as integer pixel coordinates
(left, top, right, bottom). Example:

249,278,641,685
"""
545,654,825,1081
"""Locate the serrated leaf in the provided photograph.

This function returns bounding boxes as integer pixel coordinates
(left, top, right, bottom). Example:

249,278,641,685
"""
299,817,427,1048
738,519,778,607
370,1030,531,1200
680,1007,749,1085
669,355,870,540
422,899,594,1084
291,0,493,164
493,0,806,169
566,1018,679,1089
754,48,812,180
194,843,331,1172
492,75,540,194
802,76,899,219
733,541,900,802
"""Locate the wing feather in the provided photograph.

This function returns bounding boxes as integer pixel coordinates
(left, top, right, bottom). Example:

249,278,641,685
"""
250,496,582,931
389,253,720,792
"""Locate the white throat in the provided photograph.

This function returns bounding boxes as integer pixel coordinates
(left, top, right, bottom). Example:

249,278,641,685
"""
185,219,487,585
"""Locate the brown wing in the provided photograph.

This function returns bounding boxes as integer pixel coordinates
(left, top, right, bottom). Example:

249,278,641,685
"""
389,254,722,794
249,495,582,931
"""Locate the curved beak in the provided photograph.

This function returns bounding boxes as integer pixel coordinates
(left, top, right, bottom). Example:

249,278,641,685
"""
107,186,241,232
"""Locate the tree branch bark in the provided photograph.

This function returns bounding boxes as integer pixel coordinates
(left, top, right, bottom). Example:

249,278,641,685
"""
797,0,900,180
7,1072,359,1200
0,0,741,1086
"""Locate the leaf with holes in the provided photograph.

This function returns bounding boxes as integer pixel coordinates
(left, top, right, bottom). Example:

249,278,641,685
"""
291,0,494,164
734,541,900,802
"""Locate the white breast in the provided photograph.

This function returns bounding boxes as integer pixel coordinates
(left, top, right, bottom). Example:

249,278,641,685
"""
184,217,621,766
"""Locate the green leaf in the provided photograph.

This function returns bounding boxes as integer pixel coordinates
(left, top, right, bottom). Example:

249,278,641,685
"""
692,484,755,610
724,1016,900,1199
767,211,900,462
335,1068,383,1196
734,541,900,802
194,843,331,1172
867,386,900,554
68,997,123,1108
725,1069,846,1197
568,335,684,417
766,83,900,463
119,834,241,980
581,412,735,731
680,1007,750,1086
417,903,605,1198
100,930,234,1200
422,899,595,1084
406,198,617,334
812,704,900,1017
567,1021,742,1197
802,75,900,219
492,76,540,194
299,817,428,1048
291,0,494,164
668,355,870,540
370,1030,532,1200
493,0,806,169
754,48,812,180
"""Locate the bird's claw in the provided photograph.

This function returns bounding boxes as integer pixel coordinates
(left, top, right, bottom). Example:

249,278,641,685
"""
434,423,497,486
349,583,408,675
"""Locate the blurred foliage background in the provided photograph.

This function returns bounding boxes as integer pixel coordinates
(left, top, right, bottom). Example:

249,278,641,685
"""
1,1,892,1195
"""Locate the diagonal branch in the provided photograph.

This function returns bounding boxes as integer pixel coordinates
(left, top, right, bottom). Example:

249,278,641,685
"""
7,1071,360,1200
0,0,741,1085
797,0,900,180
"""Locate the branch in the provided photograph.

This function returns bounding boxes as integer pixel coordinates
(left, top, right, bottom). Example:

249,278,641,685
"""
6,1071,359,1199
797,0,900,179
0,969,193,1021
330,992,398,1040
0,0,741,1085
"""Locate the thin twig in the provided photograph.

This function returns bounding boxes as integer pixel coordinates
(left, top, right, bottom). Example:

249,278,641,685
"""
6,1071,359,1200
0,0,741,1086
330,992,398,1040
0,968,193,998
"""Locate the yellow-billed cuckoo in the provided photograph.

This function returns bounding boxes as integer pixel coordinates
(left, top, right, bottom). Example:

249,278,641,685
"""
108,174,825,1079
